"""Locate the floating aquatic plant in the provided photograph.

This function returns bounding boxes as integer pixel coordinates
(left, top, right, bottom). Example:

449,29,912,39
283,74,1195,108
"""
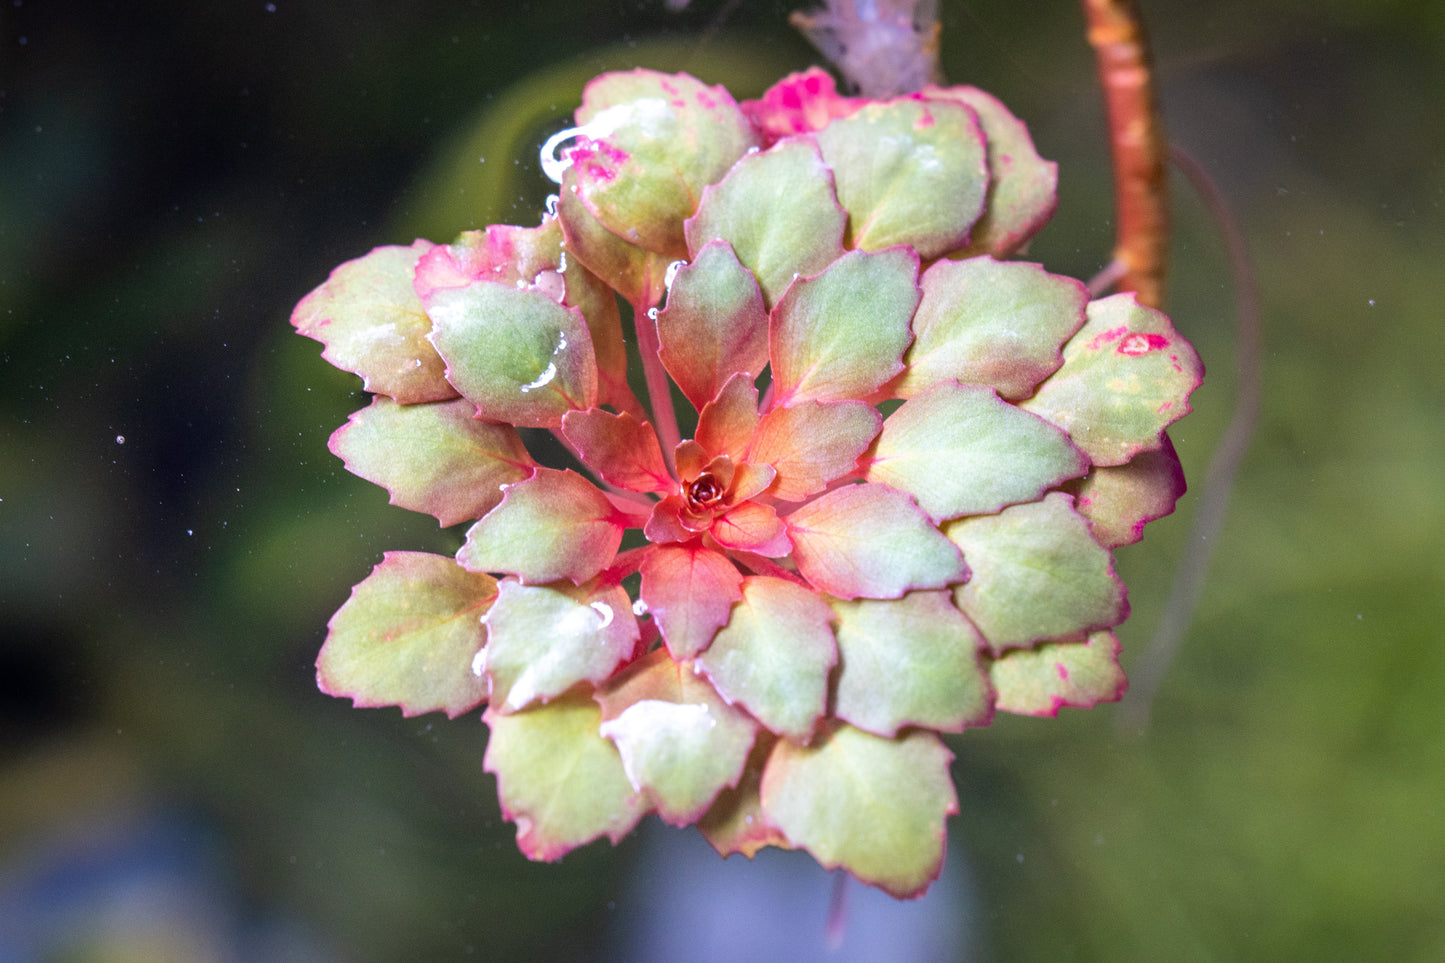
292,66,1201,897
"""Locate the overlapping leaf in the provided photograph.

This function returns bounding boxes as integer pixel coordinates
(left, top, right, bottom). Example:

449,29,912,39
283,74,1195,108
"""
561,408,672,495
698,734,788,858
926,85,1058,258
989,630,1127,716
746,399,880,501
685,139,847,307
291,240,456,403
944,492,1126,652
317,552,496,718
815,98,988,258
769,247,920,406
830,592,992,737
695,576,836,742
595,649,760,825
785,483,966,600
484,690,647,861
457,468,622,584
897,256,1087,400
760,724,957,898
425,280,598,428
640,543,744,660
330,396,533,526
863,382,1087,522
1022,293,1204,465
656,240,770,412
481,577,638,712
1069,434,1186,548
568,70,758,259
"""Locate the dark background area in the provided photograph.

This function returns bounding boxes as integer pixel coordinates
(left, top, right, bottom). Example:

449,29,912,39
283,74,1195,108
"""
2,0,1443,959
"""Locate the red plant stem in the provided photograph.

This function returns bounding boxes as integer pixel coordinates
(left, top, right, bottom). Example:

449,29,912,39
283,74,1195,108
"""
1081,0,1169,309
632,295,682,472
1116,146,1262,735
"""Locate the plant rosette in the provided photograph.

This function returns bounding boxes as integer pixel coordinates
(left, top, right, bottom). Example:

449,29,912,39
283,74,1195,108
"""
292,66,1202,898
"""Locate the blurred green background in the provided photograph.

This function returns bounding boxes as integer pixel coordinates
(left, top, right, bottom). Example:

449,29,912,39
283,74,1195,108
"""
2,0,1442,959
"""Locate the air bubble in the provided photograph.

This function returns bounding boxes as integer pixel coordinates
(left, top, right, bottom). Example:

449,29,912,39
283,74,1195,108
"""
544,194,559,216
664,259,687,291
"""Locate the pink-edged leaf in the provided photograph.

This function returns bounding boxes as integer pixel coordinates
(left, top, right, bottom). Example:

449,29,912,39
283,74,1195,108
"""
760,723,957,899
457,468,623,584
481,577,639,713
317,551,495,718
711,501,791,557
698,733,789,858
424,280,597,428
943,492,1127,653
989,630,1126,716
815,98,988,259
863,382,1087,523
640,543,743,660
740,67,862,145
685,139,846,308
483,689,647,861
770,247,920,406
785,483,966,600
656,240,770,412
1069,432,1186,548
1022,293,1205,466
746,399,880,501
568,70,759,259
416,217,640,418
413,221,564,301
926,85,1058,258
330,396,533,526
291,240,456,403
897,256,1087,401
695,372,760,463
728,462,776,503
561,408,673,495
830,591,993,737
557,167,672,308
695,575,837,742
595,648,760,825
643,495,698,545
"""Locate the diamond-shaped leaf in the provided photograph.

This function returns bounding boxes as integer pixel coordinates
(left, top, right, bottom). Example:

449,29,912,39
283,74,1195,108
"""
425,280,598,429
896,256,1087,401
484,690,647,861
685,139,846,308
1022,293,1205,466
317,552,495,718
1069,433,1186,548
330,396,534,526
482,577,638,713
785,483,966,600
863,382,1087,522
944,492,1126,652
695,372,761,463
770,247,920,406
815,98,988,258
656,240,770,412
747,399,880,501
291,240,457,403
760,723,957,899
457,468,623,585
568,70,759,259
561,408,673,495
830,591,993,737
926,85,1058,258
988,630,1126,716
695,576,836,742
595,648,760,825
639,543,744,661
